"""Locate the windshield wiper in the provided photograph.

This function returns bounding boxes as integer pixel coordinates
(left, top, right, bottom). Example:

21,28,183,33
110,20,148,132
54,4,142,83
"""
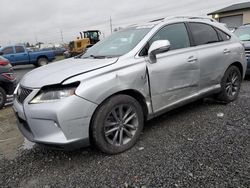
90,55,107,59
82,55,114,59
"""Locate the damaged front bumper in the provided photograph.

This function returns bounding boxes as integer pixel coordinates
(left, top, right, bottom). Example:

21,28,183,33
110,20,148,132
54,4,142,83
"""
13,88,98,149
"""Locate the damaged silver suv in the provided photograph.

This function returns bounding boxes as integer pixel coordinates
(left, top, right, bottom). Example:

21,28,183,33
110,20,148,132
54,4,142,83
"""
13,16,246,154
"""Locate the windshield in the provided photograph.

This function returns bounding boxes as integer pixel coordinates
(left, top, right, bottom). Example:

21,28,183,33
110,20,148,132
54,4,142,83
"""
81,27,151,58
234,27,250,41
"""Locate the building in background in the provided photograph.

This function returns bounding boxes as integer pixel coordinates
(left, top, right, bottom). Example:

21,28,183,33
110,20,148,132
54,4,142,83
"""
208,2,250,29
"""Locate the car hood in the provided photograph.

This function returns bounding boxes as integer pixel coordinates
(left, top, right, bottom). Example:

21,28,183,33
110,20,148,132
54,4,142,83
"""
20,57,118,88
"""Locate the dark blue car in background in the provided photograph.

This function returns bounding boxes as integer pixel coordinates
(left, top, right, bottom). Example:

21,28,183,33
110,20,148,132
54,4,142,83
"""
234,25,250,75
0,45,55,67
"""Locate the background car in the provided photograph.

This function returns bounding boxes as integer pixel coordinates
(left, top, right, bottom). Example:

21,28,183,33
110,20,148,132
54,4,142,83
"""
234,24,250,75
0,45,55,67
0,56,16,109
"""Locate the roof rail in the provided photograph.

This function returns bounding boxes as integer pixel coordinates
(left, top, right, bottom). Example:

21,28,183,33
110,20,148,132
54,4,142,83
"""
149,18,165,22
164,16,217,22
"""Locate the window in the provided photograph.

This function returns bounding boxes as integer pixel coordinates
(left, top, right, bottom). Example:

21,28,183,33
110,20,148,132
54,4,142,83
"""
215,28,231,41
149,23,190,50
15,46,25,53
188,23,219,45
139,23,190,56
2,47,14,54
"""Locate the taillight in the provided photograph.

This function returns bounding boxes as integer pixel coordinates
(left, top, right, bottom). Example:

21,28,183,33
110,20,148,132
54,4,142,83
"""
2,73,15,81
0,60,9,66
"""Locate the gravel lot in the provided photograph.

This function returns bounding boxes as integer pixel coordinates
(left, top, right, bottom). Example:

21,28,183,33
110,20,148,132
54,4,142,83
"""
0,66,250,187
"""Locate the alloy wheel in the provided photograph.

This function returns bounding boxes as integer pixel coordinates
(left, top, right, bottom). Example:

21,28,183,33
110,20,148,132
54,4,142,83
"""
104,104,138,146
225,70,240,97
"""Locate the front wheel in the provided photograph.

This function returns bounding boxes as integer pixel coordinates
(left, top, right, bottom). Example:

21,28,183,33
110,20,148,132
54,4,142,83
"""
216,66,242,103
91,95,144,154
0,87,6,109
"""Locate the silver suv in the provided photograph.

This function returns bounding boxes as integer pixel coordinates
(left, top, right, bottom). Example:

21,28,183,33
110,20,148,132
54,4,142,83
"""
13,16,247,154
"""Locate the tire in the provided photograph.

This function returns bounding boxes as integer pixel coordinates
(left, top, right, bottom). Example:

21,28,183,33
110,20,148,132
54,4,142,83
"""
36,57,48,67
0,87,6,109
91,95,144,154
216,66,242,103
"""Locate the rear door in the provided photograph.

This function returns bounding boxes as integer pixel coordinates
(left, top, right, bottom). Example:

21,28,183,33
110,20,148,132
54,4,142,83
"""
187,22,230,91
14,46,29,64
146,23,200,113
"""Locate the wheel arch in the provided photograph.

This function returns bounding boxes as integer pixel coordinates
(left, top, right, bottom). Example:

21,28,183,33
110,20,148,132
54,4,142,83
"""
88,89,149,143
36,55,48,62
229,62,244,78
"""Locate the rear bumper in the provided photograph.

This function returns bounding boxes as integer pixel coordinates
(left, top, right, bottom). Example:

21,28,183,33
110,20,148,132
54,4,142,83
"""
0,77,17,95
13,89,98,149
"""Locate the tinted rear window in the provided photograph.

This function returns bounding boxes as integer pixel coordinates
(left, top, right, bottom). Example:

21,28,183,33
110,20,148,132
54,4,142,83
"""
189,23,219,46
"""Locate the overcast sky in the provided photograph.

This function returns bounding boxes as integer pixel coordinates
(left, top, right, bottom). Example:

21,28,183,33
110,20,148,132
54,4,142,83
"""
0,0,248,46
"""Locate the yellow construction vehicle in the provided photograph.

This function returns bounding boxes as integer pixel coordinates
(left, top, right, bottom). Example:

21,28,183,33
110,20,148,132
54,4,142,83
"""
66,30,101,57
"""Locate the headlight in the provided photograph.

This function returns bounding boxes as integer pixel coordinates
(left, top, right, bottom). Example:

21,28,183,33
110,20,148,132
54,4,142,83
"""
30,82,79,104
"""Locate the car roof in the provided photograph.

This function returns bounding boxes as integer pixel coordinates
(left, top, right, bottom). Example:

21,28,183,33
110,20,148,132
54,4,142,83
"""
128,16,219,29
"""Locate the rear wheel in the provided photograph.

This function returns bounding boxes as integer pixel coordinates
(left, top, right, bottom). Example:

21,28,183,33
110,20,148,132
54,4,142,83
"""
36,57,48,67
0,87,6,109
216,66,241,103
91,95,144,154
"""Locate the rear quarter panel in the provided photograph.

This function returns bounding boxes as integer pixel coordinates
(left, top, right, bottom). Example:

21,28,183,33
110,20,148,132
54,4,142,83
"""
29,50,55,63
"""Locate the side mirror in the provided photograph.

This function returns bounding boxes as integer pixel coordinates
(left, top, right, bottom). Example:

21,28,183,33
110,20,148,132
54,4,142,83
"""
148,40,170,63
0,51,3,55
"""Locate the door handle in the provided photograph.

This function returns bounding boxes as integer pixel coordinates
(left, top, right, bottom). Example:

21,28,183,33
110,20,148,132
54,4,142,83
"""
187,56,198,63
223,49,231,54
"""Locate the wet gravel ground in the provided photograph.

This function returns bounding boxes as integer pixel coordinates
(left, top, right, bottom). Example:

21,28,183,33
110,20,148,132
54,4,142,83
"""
1,80,250,188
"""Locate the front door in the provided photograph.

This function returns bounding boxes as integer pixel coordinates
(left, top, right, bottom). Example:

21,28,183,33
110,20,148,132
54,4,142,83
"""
146,23,200,113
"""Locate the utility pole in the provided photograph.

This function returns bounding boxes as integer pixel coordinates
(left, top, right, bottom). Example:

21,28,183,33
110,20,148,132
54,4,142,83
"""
110,16,113,34
60,29,64,44
34,34,38,44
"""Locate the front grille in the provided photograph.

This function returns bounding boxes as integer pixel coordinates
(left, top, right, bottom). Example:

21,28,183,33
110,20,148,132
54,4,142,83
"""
245,50,250,58
17,87,32,103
